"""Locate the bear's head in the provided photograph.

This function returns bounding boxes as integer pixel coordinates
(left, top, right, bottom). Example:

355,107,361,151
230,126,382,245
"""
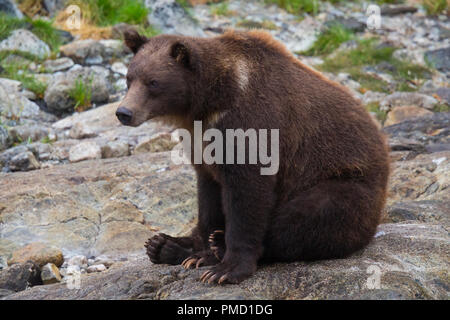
116,29,196,127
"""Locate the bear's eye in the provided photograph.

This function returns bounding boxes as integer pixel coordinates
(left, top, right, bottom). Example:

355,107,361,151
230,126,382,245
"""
149,80,158,88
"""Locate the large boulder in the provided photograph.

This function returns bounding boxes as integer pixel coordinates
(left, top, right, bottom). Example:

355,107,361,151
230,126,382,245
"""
44,66,110,113
0,152,197,259
60,40,106,65
8,242,64,268
0,29,50,60
3,222,449,300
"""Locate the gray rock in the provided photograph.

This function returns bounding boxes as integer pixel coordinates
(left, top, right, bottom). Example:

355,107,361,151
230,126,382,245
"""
68,141,101,162
362,91,387,105
0,145,28,170
384,112,450,146
69,122,97,139
40,263,62,284
0,0,23,18
0,261,42,292
0,29,50,59
4,222,450,300
145,0,205,37
87,264,106,273
386,200,449,224
99,39,130,59
44,67,110,113
380,92,438,111
325,17,365,32
8,124,52,144
380,5,417,16
8,151,40,172
111,61,127,76
0,78,56,123
101,140,130,158
425,47,450,74
60,40,106,65
43,57,75,73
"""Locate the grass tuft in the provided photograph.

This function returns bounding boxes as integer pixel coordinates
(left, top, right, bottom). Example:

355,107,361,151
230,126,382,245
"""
422,0,448,15
301,23,354,56
69,76,93,111
0,13,64,53
210,2,234,16
265,0,320,15
0,53,47,98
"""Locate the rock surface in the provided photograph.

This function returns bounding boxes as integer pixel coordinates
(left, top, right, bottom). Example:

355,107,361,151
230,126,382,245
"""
8,242,64,267
4,223,449,300
0,152,197,260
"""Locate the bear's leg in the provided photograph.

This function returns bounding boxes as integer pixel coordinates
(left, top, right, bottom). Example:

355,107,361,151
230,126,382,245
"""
200,168,276,284
181,170,225,269
209,230,225,261
262,179,383,262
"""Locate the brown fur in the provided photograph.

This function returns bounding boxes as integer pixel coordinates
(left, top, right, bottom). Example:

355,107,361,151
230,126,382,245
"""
118,29,390,284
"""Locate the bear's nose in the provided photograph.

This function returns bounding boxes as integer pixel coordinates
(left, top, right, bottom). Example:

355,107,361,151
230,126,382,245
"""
116,107,133,125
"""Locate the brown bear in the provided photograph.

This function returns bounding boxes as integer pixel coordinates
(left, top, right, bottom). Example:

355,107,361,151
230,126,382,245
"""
116,29,390,284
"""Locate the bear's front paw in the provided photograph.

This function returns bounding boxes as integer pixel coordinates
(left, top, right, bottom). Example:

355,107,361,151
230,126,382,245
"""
145,233,191,265
181,250,220,269
200,260,256,285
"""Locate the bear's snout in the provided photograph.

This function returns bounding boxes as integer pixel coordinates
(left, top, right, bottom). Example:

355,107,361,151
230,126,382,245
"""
116,107,134,126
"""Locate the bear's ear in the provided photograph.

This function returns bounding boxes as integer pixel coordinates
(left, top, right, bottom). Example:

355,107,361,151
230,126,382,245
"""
123,29,148,54
170,42,191,68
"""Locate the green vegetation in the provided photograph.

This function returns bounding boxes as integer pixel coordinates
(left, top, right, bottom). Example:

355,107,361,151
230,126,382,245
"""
319,39,432,93
28,18,63,53
135,25,160,38
0,13,29,40
265,0,320,15
210,2,233,16
302,24,354,56
236,19,278,30
40,135,54,144
0,13,64,53
423,0,448,15
0,54,47,98
366,102,388,123
175,0,192,10
433,104,450,112
69,77,94,111
70,0,149,26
